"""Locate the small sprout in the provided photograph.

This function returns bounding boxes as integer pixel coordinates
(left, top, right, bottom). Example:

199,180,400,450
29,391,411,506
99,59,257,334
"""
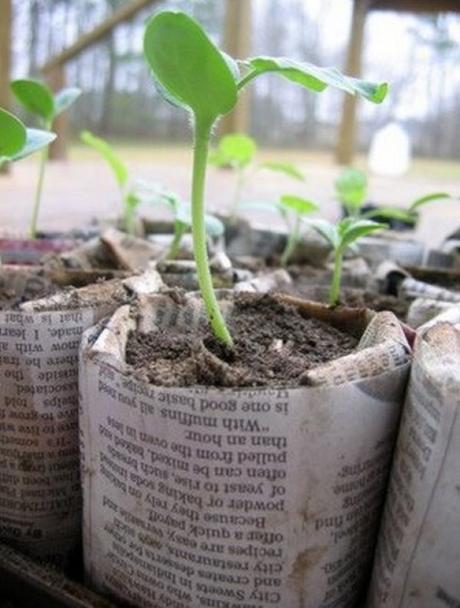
143,10,388,345
309,217,386,306
210,133,305,215
210,133,257,214
81,130,143,235
363,191,452,226
151,188,224,260
11,79,81,238
335,167,367,217
260,161,305,182
279,196,319,266
0,107,55,167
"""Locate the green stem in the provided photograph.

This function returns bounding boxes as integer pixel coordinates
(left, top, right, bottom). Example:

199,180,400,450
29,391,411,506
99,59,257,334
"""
167,222,186,260
237,70,259,91
124,204,135,236
30,143,49,239
329,247,343,306
280,215,299,267
192,116,233,346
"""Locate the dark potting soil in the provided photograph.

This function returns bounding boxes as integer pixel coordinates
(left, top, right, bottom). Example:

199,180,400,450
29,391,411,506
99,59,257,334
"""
125,293,358,388
284,279,409,322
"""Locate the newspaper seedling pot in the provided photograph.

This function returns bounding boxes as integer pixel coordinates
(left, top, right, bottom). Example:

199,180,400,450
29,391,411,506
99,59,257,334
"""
367,313,460,607
0,237,80,265
224,217,331,267
357,233,424,268
0,266,162,571
80,293,411,608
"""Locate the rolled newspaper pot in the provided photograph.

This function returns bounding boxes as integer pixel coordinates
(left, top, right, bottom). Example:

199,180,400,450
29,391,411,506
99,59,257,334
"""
80,293,411,607
399,277,460,303
407,298,460,329
367,320,460,607
0,268,162,568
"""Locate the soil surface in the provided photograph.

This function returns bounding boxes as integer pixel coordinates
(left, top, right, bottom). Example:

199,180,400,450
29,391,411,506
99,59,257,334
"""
284,280,410,322
126,293,358,388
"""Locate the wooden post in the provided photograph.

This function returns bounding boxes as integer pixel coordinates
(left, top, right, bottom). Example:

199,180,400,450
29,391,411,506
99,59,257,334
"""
0,0,12,174
45,64,68,161
335,0,369,165
220,0,252,136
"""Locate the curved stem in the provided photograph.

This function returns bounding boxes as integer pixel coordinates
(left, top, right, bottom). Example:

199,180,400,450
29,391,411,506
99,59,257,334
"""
30,144,48,238
192,116,233,346
329,247,343,306
280,214,299,267
167,222,186,260
237,70,259,91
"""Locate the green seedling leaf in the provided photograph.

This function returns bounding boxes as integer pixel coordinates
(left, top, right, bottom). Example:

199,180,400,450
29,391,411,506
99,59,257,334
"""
280,195,318,216
144,11,238,124
0,108,27,158
239,57,388,103
54,87,81,117
80,130,129,190
335,167,367,212
11,128,56,161
409,191,451,212
363,206,416,224
308,219,340,250
210,134,257,168
260,161,305,181
11,79,55,123
338,217,386,251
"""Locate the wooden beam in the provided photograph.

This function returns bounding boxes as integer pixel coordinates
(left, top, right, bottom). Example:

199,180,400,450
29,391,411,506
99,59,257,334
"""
42,0,157,72
46,65,68,161
370,0,460,12
335,0,369,165
0,0,12,175
220,0,252,136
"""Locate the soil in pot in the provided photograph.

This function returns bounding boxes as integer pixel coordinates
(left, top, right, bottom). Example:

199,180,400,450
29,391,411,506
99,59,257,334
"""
126,293,358,388
283,278,410,322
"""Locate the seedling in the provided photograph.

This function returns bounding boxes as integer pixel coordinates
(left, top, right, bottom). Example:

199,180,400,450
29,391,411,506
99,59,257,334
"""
363,192,451,226
336,167,451,227
335,167,367,217
143,10,387,345
81,130,146,235
210,133,305,214
240,195,318,266
11,79,81,238
0,107,55,167
151,188,224,260
309,217,386,305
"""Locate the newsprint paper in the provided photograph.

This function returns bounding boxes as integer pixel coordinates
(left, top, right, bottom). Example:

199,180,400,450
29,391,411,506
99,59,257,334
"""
0,269,161,567
80,294,411,608
366,316,460,608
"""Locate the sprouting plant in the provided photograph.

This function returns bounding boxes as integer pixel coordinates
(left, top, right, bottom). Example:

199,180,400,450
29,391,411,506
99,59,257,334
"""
143,10,388,345
10,79,81,238
335,167,367,217
209,133,256,213
81,130,144,235
279,196,319,266
240,195,318,266
309,218,386,306
0,108,56,168
151,188,224,260
363,192,451,226
210,132,305,215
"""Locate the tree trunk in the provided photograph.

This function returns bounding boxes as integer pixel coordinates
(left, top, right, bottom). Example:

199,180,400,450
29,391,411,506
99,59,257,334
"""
219,0,252,136
335,0,369,165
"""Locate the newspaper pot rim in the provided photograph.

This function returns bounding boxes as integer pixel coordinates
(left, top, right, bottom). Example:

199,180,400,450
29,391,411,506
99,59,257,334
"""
84,291,414,392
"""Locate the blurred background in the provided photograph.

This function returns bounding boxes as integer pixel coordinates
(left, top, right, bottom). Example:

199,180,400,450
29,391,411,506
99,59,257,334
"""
0,0,459,242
